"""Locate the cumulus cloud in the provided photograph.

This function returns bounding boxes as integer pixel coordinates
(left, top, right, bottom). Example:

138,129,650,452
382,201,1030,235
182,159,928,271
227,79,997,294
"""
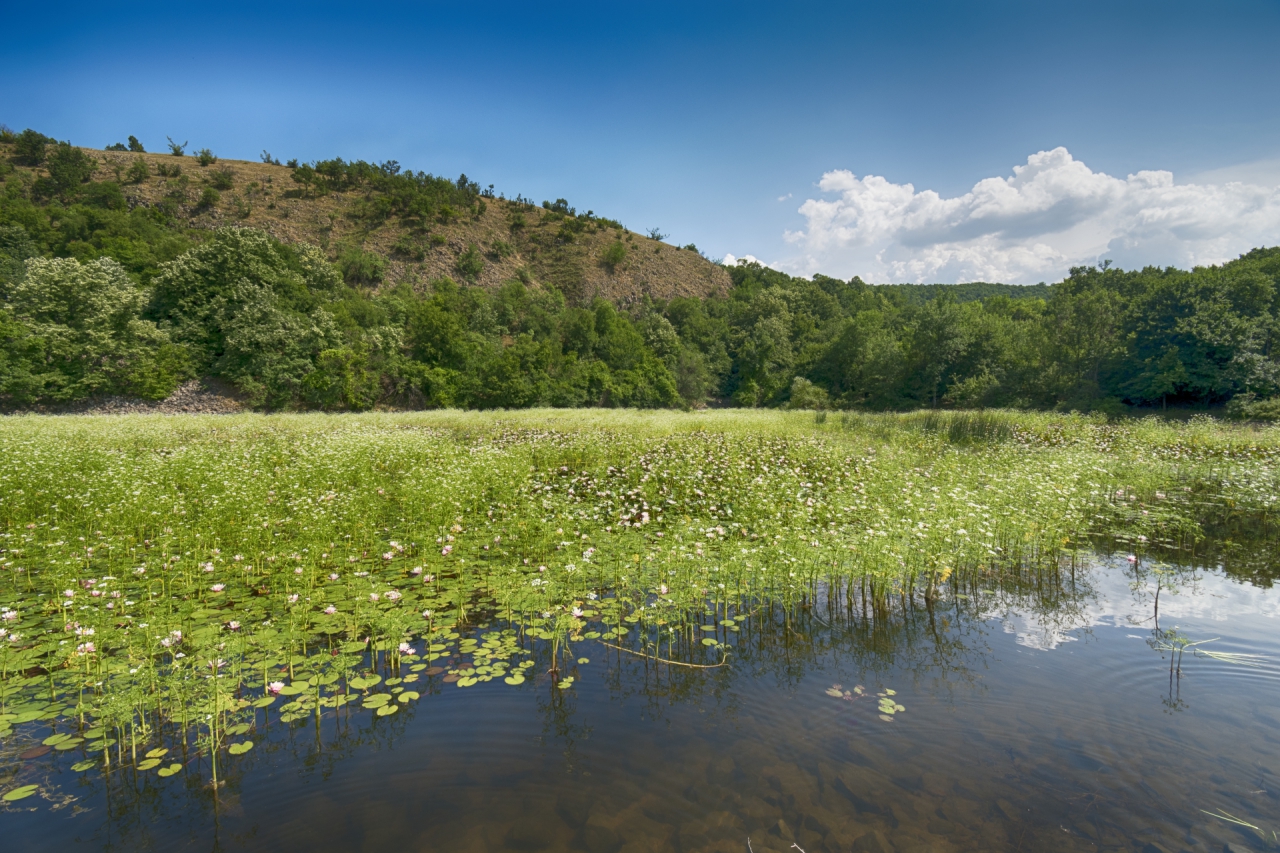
781,147,1280,283
721,253,776,269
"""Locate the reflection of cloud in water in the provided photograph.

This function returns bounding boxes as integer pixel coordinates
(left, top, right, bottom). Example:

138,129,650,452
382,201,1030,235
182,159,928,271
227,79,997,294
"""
993,558,1280,651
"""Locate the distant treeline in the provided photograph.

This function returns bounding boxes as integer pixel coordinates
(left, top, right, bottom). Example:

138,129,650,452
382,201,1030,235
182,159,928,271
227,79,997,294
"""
1,125,1278,415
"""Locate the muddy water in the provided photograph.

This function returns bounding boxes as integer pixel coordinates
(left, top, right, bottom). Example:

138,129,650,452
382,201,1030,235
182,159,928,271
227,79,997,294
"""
6,556,1280,853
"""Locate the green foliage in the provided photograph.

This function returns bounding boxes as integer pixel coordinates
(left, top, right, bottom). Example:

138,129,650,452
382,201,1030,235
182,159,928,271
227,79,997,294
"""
788,376,829,410
602,241,626,270
13,129,52,165
195,148,216,166
197,187,220,209
1226,394,1280,422
2,256,182,401
127,136,145,153
38,143,97,197
208,167,234,190
105,142,127,152
126,159,150,184
338,246,386,287
456,243,484,281
166,136,187,156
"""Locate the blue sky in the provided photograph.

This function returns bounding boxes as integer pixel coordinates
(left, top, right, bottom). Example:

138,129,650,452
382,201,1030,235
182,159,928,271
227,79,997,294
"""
5,1,1279,282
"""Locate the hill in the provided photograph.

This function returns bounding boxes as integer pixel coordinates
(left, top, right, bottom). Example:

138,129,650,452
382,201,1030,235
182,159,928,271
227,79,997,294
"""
8,137,730,305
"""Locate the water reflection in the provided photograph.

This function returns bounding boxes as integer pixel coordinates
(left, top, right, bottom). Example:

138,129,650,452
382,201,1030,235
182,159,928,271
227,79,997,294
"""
5,551,1280,853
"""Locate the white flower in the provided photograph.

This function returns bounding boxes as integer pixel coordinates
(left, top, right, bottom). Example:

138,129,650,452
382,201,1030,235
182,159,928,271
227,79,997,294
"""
571,607,584,618
288,594,299,603
267,681,285,695
369,593,381,602
323,605,337,615
399,642,414,655
211,583,225,592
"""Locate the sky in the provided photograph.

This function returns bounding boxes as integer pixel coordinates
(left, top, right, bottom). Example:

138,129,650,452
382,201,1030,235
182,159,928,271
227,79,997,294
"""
4,0,1280,283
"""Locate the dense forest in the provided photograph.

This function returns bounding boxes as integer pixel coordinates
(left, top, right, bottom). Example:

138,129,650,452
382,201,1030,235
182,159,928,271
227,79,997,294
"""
1,126,1279,417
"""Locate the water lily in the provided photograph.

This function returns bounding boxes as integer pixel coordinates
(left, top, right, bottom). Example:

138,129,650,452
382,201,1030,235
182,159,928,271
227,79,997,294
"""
227,621,241,631
329,573,340,580
1127,554,1138,563
210,583,225,592
441,545,453,556
660,584,669,595
399,642,414,655
75,642,95,655
385,590,402,601
288,594,299,603
369,593,380,602
1,609,17,621
571,606,584,618
267,681,285,695
323,605,337,615
63,589,75,598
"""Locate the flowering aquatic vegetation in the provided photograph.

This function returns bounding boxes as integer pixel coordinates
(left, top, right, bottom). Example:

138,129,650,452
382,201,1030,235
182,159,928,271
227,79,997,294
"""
0,408,1275,802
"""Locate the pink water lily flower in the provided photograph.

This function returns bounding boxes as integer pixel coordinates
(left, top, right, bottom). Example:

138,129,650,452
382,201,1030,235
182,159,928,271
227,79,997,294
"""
441,545,453,556
288,594,299,604
210,583,226,592
399,642,414,655
369,593,380,602
660,584,669,595
329,573,340,581
323,605,337,615
571,607,584,618
267,681,285,695
75,642,95,655
227,621,241,631
384,590,402,601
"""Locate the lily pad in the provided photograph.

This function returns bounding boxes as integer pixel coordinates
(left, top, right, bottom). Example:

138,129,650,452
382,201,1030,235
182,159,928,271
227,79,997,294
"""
72,759,97,772
54,738,84,750
457,676,478,687
375,704,398,716
157,763,183,777
253,696,276,708
504,674,525,685
577,657,589,665
146,748,169,759
2,785,38,802
396,691,420,703
228,741,254,755
137,758,162,770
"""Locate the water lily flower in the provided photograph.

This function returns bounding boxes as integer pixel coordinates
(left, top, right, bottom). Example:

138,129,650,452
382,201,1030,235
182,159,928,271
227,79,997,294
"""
210,659,226,670
160,637,173,647
63,589,75,598
399,642,414,655
76,626,94,636
91,590,102,597
227,621,241,631
329,573,340,581
369,593,380,602
323,605,337,615
134,567,146,575
411,566,423,575
571,607,584,618
424,573,435,583
1127,554,1138,563
288,594,299,603
382,552,394,561
267,681,285,695
174,652,186,659
422,609,433,618
660,584,669,595
1,609,17,621
201,562,214,572
294,567,303,574
385,590,402,601
233,554,243,562
441,545,453,556
171,630,182,640
75,642,95,655
210,583,225,592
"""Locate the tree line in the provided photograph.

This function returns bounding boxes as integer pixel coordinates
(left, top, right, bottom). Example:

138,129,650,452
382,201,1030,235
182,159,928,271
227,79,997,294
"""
1,126,1277,415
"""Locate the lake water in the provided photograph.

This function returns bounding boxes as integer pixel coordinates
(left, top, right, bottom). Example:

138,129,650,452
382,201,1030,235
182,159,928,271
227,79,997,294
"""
4,552,1279,853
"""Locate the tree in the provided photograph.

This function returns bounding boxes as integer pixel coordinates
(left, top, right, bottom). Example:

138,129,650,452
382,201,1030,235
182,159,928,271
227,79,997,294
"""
127,136,145,153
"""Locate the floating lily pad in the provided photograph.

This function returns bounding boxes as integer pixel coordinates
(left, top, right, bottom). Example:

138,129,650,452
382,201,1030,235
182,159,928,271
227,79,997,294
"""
577,657,589,665
146,748,168,759
71,759,97,772
157,763,183,777
397,691,420,703
878,714,894,722
253,697,276,708
228,741,254,755
54,738,84,750
504,674,525,685
42,732,73,747
3,785,38,802
375,704,398,716
137,758,161,770
825,687,844,698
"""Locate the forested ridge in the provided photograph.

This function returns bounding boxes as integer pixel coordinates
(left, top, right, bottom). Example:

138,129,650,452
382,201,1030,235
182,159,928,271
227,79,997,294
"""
1,126,1279,417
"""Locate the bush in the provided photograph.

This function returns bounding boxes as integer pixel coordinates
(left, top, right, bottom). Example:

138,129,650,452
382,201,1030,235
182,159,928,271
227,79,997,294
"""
602,241,626,270
80,181,127,210
105,142,127,152
1226,393,1280,422
338,246,386,287
156,162,182,178
490,239,514,259
456,243,484,281
126,159,150,184
393,234,425,261
127,136,145,153
166,137,187,156
209,167,234,190
13,129,52,165
42,143,97,196
196,148,217,167
197,187,221,209
788,376,829,410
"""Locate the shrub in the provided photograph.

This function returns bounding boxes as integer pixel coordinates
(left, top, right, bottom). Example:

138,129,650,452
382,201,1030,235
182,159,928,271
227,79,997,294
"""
196,148,216,166
490,239,514,259
456,243,484,281
126,159,150,184
338,246,386,287
647,227,668,241
209,167,234,190
602,241,626,270
197,187,221,209
1226,393,1280,422
156,162,182,178
80,181,127,210
788,376,829,410
127,136,145,153
106,142,127,152
43,143,97,195
393,234,425,261
166,136,187,156
260,150,281,166
13,128,52,165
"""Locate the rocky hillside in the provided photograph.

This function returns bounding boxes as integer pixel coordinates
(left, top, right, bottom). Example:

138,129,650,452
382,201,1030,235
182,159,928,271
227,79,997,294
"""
79,146,730,305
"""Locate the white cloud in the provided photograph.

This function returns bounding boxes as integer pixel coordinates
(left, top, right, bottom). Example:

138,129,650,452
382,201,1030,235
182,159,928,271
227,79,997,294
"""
721,253,776,269
782,147,1280,283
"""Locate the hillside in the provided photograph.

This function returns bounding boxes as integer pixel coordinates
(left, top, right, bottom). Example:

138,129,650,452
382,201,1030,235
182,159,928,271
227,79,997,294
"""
10,140,730,305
